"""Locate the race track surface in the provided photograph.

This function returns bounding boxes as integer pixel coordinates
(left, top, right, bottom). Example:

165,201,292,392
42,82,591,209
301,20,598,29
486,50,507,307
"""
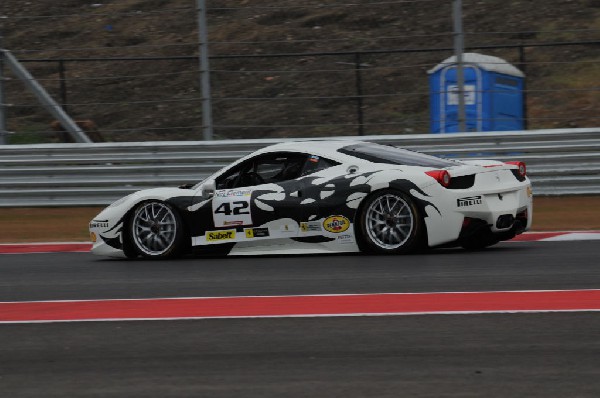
1,241,600,397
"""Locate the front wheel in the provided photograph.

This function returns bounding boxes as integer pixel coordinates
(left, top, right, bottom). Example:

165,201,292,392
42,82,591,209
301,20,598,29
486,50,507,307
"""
128,201,186,259
357,190,425,254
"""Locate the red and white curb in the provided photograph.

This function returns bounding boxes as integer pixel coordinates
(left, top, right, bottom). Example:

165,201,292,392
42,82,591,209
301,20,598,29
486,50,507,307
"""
0,242,92,254
512,231,600,242
1,289,599,324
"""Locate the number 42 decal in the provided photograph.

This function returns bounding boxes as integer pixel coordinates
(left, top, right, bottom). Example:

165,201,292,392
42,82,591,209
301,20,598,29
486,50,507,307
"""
214,201,250,215
212,190,254,227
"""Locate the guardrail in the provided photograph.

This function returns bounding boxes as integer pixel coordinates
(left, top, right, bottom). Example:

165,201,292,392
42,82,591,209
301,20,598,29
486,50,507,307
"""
1,128,598,207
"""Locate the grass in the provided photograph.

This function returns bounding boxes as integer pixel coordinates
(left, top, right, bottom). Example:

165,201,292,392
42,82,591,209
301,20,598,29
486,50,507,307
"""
7,122,55,145
0,196,598,243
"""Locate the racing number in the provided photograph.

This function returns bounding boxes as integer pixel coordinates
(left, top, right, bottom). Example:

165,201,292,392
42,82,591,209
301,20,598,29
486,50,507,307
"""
212,189,253,227
214,201,250,216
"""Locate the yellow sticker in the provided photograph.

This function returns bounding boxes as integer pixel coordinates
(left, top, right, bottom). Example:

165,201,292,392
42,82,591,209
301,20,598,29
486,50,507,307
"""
323,215,350,233
206,230,236,242
527,186,533,197
245,229,254,238
90,232,97,243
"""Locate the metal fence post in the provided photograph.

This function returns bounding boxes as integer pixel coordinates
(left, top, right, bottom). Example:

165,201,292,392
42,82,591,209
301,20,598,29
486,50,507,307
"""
354,52,365,136
518,43,529,130
197,0,213,141
0,45,7,144
453,0,467,133
4,51,91,143
58,59,68,114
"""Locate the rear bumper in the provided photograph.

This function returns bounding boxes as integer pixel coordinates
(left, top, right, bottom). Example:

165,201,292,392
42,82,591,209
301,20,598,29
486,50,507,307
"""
458,211,528,247
422,181,533,247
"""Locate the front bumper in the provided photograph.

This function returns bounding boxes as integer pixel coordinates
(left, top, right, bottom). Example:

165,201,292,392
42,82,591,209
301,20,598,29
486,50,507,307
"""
89,215,126,258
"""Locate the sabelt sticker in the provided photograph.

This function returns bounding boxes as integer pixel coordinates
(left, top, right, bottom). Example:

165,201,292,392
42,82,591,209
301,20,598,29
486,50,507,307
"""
323,215,350,233
206,230,236,242
245,227,270,238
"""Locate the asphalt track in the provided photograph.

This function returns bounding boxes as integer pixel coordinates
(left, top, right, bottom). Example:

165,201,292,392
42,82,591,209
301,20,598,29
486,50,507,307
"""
1,240,600,397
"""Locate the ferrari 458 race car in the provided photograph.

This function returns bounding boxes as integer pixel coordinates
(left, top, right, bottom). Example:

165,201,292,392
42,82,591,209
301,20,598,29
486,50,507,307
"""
89,140,532,258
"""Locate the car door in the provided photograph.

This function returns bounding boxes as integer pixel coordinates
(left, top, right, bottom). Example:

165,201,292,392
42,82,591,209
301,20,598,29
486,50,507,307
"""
208,152,311,244
190,151,340,248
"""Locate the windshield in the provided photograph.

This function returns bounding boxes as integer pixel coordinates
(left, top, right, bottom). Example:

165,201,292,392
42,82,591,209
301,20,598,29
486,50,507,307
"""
338,143,459,168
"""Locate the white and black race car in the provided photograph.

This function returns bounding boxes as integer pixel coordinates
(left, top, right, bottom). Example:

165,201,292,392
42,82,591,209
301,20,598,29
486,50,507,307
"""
89,140,532,258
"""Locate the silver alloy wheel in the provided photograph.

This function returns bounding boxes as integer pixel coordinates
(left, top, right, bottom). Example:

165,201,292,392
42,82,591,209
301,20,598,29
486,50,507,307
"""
132,202,178,256
364,193,414,250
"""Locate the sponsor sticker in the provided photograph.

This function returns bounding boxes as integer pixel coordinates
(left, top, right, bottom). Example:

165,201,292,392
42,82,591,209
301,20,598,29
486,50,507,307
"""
215,189,251,198
223,220,244,226
336,234,354,244
300,221,322,232
206,229,236,242
527,186,533,198
280,224,297,233
213,189,253,227
457,196,483,207
89,221,109,229
245,227,270,239
323,215,350,233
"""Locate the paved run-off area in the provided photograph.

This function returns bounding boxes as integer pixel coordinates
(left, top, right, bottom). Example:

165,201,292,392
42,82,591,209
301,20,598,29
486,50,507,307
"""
0,196,598,243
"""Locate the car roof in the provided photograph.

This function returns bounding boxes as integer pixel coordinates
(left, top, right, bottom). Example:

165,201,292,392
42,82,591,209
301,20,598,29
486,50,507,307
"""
255,140,364,158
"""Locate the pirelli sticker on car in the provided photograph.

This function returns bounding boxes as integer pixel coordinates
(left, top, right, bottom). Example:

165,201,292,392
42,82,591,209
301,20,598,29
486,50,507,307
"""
206,229,236,242
300,221,322,232
89,221,109,229
245,227,270,239
457,196,482,207
323,215,350,233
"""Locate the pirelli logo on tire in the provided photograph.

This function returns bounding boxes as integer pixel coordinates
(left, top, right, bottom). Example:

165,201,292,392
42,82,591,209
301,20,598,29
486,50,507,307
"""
206,229,236,242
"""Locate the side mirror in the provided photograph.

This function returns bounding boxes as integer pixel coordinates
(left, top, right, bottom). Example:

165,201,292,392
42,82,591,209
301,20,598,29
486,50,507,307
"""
201,179,216,198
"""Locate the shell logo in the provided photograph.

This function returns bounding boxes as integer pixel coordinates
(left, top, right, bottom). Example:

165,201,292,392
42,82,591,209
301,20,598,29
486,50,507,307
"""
323,215,350,233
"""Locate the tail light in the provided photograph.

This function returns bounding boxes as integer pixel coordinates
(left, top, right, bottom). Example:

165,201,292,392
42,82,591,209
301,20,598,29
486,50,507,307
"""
506,161,526,178
425,170,451,188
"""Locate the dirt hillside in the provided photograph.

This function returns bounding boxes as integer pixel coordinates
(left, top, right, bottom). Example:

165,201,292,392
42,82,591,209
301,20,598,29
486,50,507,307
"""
1,0,598,142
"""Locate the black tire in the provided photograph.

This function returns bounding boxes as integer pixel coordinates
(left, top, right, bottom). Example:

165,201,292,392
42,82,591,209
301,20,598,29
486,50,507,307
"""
128,201,186,259
357,189,425,254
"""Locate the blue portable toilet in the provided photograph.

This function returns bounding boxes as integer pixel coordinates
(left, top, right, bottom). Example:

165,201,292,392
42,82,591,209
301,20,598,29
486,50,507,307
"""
428,53,525,133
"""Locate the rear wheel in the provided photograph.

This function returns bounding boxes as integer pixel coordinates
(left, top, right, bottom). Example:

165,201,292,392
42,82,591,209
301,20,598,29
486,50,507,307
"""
129,201,186,259
358,190,425,254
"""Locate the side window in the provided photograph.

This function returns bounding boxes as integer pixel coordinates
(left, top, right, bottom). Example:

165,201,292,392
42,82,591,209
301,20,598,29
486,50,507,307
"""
215,153,309,189
300,155,339,176
215,165,246,190
255,154,307,183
